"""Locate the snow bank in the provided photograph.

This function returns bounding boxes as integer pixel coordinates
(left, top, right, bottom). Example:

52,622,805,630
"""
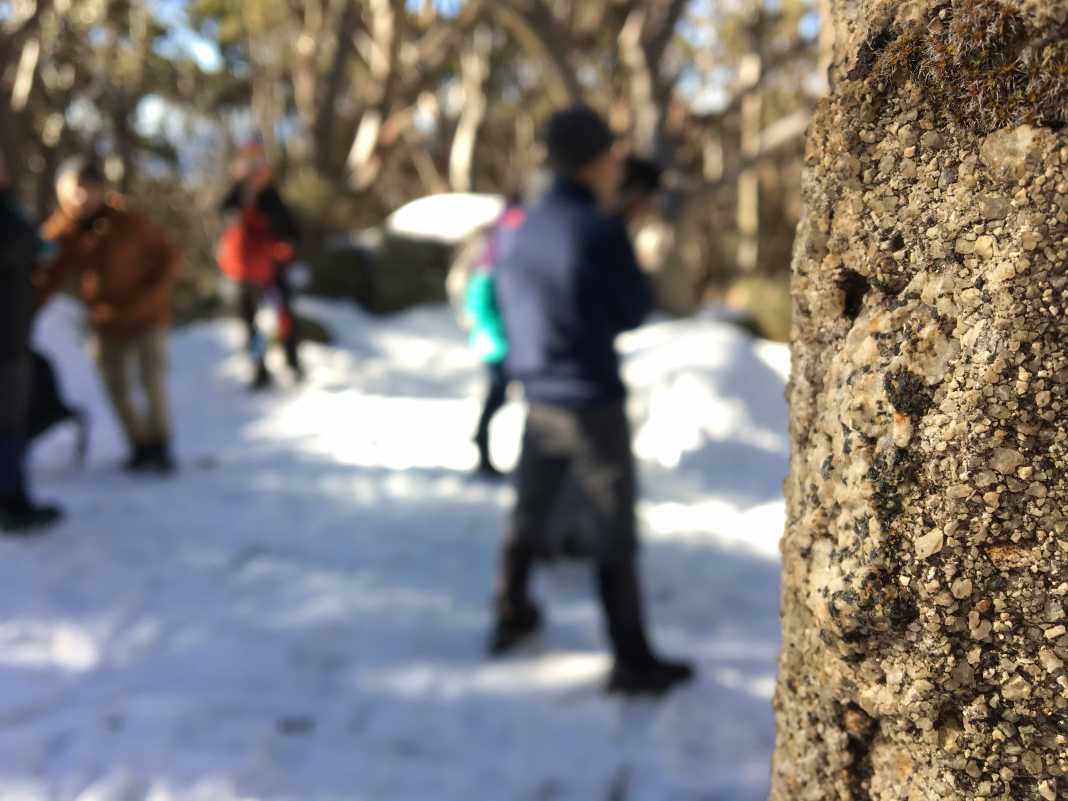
2,297,789,801
386,193,505,244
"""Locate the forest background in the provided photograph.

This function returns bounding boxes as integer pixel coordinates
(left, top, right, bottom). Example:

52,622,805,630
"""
0,0,830,339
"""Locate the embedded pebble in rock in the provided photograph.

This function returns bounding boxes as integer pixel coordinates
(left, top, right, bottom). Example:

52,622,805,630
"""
990,448,1026,475
973,235,996,259
981,195,1010,220
915,529,944,560
980,125,1046,185
772,1,1068,799
920,131,943,151
1039,648,1064,674
1001,675,1032,702
951,578,973,600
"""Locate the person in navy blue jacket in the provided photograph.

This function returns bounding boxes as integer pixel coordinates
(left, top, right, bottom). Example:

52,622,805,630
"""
491,107,693,696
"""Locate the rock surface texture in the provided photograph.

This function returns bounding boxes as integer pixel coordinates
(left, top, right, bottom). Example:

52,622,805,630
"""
772,2,1068,800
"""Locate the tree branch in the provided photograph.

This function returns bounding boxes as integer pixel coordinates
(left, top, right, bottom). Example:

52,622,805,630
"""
0,0,53,73
642,0,689,70
693,38,813,124
682,109,811,196
492,0,584,106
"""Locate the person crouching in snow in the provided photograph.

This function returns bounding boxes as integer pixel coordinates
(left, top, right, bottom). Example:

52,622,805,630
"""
490,107,694,696
38,157,182,475
466,197,525,479
218,143,303,391
0,164,63,533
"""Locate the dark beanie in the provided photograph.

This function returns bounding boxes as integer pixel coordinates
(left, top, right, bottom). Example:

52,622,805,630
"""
545,106,616,177
56,155,105,186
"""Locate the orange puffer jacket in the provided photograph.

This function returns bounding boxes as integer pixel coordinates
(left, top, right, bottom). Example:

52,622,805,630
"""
217,206,293,286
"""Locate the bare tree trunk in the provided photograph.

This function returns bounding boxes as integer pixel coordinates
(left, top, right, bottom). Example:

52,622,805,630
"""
346,0,401,189
0,0,53,183
618,0,687,159
406,129,449,196
9,36,40,111
291,0,326,166
773,2,1068,800
0,103,22,183
817,0,834,88
314,0,359,176
110,103,136,191
736,10,764,273
619,9,660,156
449,26,493,193
242,2,286,157
0,0,53,72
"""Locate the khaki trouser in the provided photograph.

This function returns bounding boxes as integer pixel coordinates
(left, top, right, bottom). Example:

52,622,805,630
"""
92,327,172,448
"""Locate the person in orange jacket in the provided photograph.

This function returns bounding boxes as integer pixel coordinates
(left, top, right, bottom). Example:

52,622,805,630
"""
37,157,182,474
218,143,302,391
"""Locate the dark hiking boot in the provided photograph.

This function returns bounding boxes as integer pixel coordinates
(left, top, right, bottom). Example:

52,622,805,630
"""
488,601,543,655
146,440,177,475
123,444,154,472
489,540,541,654
474,433,504,480
0,494,63,535
250,363,273,392
476,458,506,481
606,656,694,696
284,340,303,381
596,559,694,697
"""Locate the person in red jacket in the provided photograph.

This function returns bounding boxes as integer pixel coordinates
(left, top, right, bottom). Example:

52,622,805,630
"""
218,143,302,390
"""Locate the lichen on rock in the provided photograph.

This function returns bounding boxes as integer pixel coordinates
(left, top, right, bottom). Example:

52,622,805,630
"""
772,1,1068,799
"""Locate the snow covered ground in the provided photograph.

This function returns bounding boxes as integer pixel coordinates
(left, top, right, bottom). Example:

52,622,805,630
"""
2,297,789,801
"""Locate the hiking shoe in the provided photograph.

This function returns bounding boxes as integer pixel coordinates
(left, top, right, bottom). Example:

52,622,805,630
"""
606,656,694,697
488,601,543,656
146,441,177,475
123,444,154,472
0,495,63,535
476,460,506,481
249,364,273,392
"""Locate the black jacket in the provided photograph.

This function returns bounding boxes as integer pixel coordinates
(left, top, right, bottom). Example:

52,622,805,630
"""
497,179,653,407
0,190,40,365
221,182,300,245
